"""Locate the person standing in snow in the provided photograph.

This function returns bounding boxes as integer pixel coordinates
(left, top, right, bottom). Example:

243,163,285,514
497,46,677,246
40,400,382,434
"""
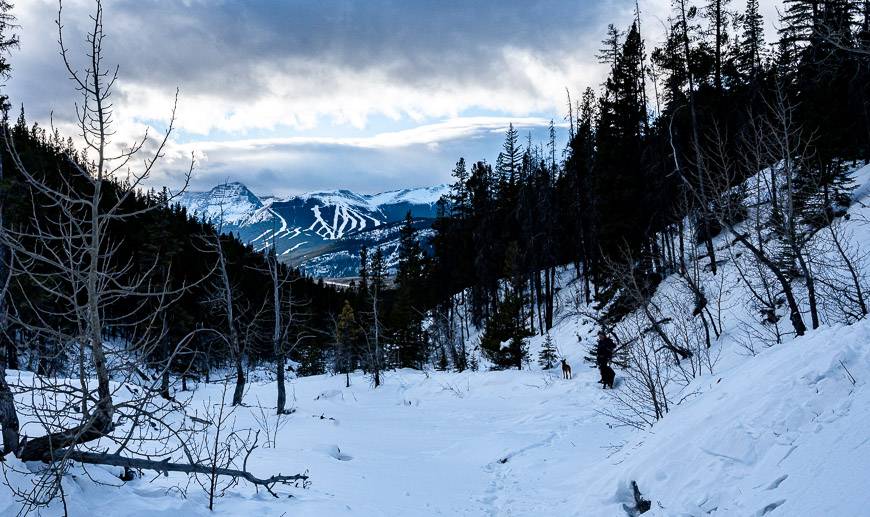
596,331,616,386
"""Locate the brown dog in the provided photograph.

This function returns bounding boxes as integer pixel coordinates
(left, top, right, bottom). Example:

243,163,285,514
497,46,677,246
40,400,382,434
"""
599,364,615,389
561,359,572,380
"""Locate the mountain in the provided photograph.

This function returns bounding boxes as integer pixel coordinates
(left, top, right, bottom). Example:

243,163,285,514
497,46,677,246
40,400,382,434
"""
178,182,448,278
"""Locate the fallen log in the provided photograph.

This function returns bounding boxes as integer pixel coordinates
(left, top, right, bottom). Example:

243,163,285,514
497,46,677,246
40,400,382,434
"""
42,449,308,496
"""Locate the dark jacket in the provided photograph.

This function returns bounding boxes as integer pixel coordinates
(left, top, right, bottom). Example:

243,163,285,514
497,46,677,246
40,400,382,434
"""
596,336,616,367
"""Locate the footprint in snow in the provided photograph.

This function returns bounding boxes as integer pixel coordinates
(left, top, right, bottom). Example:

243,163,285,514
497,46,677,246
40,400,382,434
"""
766,474,788,490
757,499,786,515
323,444,353,461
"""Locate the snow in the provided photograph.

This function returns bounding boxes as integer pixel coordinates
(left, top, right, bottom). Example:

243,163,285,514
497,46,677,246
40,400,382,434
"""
5,167,870,514
4,313,868,515
570,320,870,516
179,182,267,226
177,183,444,276
294,185,449,211
366,184,450,207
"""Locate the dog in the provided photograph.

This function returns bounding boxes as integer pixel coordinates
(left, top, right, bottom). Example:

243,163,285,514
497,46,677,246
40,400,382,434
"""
599,364,615,389
561,358,572,380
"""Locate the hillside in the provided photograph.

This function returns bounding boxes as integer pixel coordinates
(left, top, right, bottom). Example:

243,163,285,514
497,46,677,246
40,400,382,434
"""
4,164,869,516
4,0,870,515
1,289,866,516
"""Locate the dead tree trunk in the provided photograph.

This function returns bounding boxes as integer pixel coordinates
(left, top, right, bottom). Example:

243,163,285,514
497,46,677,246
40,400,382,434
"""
678,0,717,275
45,449,307,493
268,246,288,415
0,124,19,457
160,313,171,400
214,229,246,406
731,229,807,336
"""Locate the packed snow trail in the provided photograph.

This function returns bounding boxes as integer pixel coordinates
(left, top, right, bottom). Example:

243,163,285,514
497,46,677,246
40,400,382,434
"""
0,356,626,516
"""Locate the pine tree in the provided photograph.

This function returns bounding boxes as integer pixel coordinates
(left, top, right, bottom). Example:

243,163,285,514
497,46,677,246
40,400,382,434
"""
736,0,765,80
335,300,359,388
538,333,558,369
478,242,530,369
592,22,649,262
392,213,427,369
0,0,17,111
562,87,598,300
496,123,522,187
598,24,623,71
704,0,733,91
366,246,386,382
0,0,18,454
358,244,369,297
449,157,470,219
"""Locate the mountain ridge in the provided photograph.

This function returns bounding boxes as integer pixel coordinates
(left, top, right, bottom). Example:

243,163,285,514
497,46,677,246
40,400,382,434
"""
178,182,449,277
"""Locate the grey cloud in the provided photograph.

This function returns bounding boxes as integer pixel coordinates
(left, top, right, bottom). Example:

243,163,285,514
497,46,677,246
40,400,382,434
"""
171,120,568,195
14,0,632,105
6,1,624,194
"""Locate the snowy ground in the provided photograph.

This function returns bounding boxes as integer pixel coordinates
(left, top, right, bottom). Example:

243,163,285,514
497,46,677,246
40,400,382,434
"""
0,356,625,516
2,314,868,516
3,164,870,515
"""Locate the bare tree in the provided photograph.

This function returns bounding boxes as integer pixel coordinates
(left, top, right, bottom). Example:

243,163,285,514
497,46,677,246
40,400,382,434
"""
209,222,247,407
670,98,810,337
601,312,673,429
265,238,309,414
0,0,19,459
809,216,870,324
0,3,306,510
0,0,194,462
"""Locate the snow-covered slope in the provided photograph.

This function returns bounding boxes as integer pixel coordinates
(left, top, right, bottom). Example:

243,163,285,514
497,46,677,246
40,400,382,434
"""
3,319,867,516
178,183,449,277
178,182,269,226
571,319,870,516
5,165,870,515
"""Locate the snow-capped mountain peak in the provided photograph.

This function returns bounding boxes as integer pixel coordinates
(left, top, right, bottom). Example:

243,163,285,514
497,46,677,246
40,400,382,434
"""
179,182,266,226
178,182,449,277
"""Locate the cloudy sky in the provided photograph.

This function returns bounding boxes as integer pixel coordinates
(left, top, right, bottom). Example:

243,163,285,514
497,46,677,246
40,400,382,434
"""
4,0,778,196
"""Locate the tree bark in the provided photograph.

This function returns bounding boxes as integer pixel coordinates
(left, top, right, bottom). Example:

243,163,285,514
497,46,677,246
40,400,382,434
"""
17,404,114,461
0,367,19,456
160,313,171,400
0,128,20,457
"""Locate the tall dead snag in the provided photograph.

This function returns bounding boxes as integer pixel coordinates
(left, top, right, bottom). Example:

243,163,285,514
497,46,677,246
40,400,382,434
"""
0,1,18,458
0,4,307,510
209,218,247,406
265,234,308,414
0,0,193,461
0,205,17,455
203,207,271,408
676,0,717,275
269,245,287,414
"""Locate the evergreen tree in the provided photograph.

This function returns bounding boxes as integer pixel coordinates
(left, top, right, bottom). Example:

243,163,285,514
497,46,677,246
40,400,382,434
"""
449,157,471,219
366,246,386,381
358,244,369,297
392,213,427,368
335,300,359,388
703,0,733,91
592,22,649,262
598,24,623,71
0,0,16,110
538,333,558,370
737,0,765,80
478,242,530,369
496,123,522,187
